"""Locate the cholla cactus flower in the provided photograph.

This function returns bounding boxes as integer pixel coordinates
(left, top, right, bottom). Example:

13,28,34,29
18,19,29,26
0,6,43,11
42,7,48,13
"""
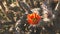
27,13,41,25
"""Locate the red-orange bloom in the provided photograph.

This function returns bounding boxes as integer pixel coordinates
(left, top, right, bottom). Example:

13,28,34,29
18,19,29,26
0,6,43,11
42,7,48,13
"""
27,13,41,25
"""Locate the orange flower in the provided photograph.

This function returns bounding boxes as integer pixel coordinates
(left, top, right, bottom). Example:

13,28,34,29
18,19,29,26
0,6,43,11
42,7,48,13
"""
27,13,41,25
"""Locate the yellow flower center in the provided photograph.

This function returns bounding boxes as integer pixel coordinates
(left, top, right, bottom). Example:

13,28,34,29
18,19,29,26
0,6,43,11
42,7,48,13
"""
32,18,37,22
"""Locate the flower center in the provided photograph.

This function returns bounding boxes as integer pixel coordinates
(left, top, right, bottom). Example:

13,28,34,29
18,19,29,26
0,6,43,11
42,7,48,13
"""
32,18,37,22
